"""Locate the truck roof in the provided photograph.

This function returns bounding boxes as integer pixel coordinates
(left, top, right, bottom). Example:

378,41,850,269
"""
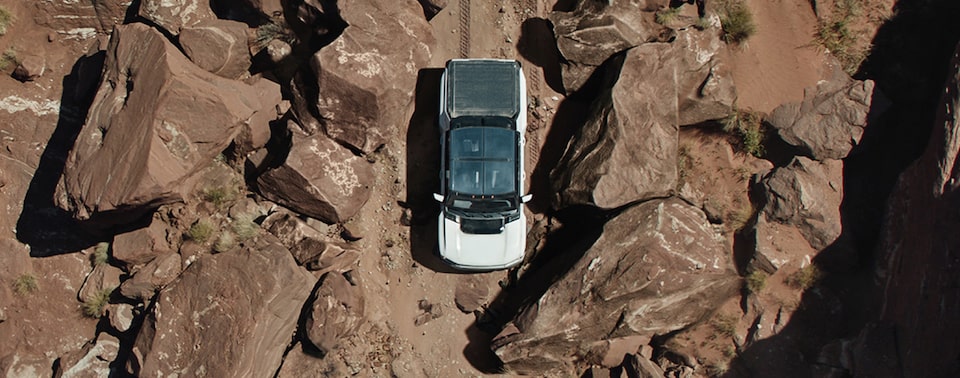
445,59,522,119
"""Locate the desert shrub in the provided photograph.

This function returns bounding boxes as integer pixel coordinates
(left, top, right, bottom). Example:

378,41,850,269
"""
203,186,236,208
187,219,215,243
254,17,296,49
13,274,37,295
82,287,114,317
677,143,694,187
91,242,110,266
655,6,682,25
721,109,765,157
0,6,12,36
213,231,236,253
0,48,17,71
712,314,738,337
718,0,756,44
231,213,259,241
785,264,823,290
745,270,767,294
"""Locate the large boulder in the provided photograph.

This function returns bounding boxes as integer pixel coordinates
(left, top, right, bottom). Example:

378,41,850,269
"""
767,78,878,160
261,210,360,272
304,271,365,355
758,157,843,251
138,0,216,36
130,234,314,377
56,24,262,222
861,42,960,377
34,0,129,33
550,44,679,210
290,0,434,153
53,334,120,378
493,199,740,375
548,0,667,94
180,19,253,79
257,126,373,224
111,214,175,270
673,19,738,126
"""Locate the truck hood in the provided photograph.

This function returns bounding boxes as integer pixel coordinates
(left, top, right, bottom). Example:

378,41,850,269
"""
438,214,525,270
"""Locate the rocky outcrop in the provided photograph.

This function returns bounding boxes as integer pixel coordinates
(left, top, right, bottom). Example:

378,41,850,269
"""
305,271,365,355
13,55,45,82
454,275,489,313
861,42,960,377
767,78,878,160
118,252,182,301
112,215,174,270
138,0,216,35
261,210,360,272
290,0,434,153
673,20,738,126
551,45,679,210
180,19,252,79
548,0,667,94
758,157,843,251
493,199,739,375
54,334,119,378
130,235,314,377
78,264,122,303
57,24,263,222
257,126,373,224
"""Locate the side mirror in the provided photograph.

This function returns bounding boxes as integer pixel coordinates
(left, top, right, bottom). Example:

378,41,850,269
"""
521,194,533,203
433,193,444,202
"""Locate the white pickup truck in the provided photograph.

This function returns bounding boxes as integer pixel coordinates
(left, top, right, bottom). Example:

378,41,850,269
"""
433,59,532,271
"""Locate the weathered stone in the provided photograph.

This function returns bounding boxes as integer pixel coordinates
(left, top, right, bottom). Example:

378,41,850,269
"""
180,19,252,79
57,24,262,222
767,78,878,160
130,235,314,377
54,334,119,378
290,0,434,153
12,55,45,82
139,0,216,35
78,264,122,304
107,303,135,332
34,0,129,33
759,157,843,251
118,252,182,301
551,45,679,210
305,272,364,355
257,128,373,224
673,21,738,126
234,78,284,157
747,215,816,274
548,0,668,94
454,275,489,313
262,209,325,246
265,39,293,64
624,353,667,378
493,199,739,375
865,42,960,377
112,215,174,270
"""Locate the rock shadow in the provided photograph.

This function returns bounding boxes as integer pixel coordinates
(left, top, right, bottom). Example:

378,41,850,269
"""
405,68,456,273
724,0,960,375
516,17,565,94
15,51,105,256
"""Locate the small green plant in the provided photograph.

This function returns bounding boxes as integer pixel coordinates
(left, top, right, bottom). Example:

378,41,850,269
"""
718,0,756,44
254,16,296,50
91,242,110,266
0,6,12,36
213,231,236,253
13,274,38,295
231,213,259,241
785,264,823,290
0,48,17,71
712,314,738,337
655,6,682,25
745,270,767,294
187,219,215,243
203,186,236,208
721,109,765,157
82,287,114,317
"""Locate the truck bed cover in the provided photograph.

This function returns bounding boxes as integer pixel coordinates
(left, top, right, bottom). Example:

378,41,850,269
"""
445,60,521,119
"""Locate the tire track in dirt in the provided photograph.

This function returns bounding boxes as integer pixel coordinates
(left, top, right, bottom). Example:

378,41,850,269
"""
459,0,470,58
521,0,543,166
